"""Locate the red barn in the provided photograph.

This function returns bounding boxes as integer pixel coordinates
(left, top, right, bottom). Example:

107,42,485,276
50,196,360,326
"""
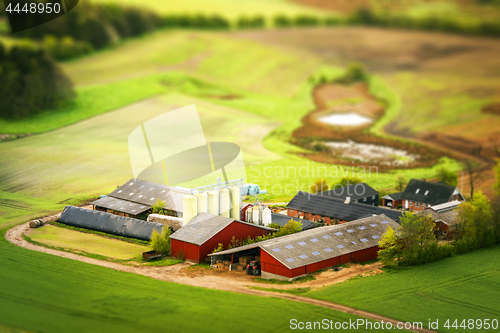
170,213,273,263
209,214,400,281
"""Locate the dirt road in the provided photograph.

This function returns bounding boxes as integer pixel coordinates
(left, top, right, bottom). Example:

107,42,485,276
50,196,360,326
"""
6,222,436,333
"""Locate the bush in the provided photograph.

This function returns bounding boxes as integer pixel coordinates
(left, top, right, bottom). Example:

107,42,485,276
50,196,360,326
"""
274,15,292,28
335,63,368,85
237,16,265,29
294,15,320,27
310,179,329,194
150,226,172,254
42,35,93,60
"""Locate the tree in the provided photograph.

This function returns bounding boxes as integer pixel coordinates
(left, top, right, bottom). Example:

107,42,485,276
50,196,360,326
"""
377,226,401,267
151,199,166,214
335,63,368,85
463,159,480,199
150,226,172,254
398,212,435,266
493,159,500,197
436,167,458,186
333,176,362,188
310,179,329,194
394,174,407,192
458,192,494,249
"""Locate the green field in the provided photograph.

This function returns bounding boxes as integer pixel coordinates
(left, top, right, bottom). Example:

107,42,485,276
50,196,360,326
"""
29,226,149,259
306,245,500,332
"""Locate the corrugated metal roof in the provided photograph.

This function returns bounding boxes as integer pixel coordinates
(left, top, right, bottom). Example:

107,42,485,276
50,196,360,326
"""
401,179,459,205
260,215,399,269
322,183,378,201
417,209,460,226
287,191,403,223
170,213,275,246
91,196,151,215
430,200,462,213
108,179,186,213
271,213,320,230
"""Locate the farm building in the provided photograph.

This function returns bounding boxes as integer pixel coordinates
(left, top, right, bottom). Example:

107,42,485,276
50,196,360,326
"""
401,179,464,211
209,214,399,281
57,206,165,240
271,213,320,230
170,213,274,263
381,192,403,208
286,191,403,224
417,200,462,236
91,178,186,219
322,183,379,206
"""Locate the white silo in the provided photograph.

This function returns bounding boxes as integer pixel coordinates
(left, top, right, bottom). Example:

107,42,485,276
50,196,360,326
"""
262,206,272,226
197,192,208,214
220,188,231,218
252,204,261,225
230,186,240,220
182,195,197,225
246,205,253,223
208,190,219,215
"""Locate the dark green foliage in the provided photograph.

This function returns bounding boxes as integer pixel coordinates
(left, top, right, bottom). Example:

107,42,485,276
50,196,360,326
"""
161,14,230,29
294,15,320,27
335,63,369,85
42,35,93,60
150,226,172,254
237,16,265,29
435,167,458,186
0,44,75,119
273,15,292,27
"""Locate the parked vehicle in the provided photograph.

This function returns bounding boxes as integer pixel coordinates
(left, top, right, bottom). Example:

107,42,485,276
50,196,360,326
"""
246,261,261,276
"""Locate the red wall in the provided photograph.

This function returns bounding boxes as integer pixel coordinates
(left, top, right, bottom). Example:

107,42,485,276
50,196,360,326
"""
262,245,381,279
171,220,271,263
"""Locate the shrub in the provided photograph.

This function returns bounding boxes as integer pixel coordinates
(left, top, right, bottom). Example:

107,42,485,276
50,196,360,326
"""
335,63,368,85
310,179,329,194
150,226,171,254
274,15,292,27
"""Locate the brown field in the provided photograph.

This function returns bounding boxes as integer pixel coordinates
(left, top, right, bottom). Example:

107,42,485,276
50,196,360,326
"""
233,27,500,197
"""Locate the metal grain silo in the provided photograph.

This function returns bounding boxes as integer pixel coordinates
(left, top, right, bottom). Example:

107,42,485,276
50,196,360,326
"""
230,186,240,220
252,204,261,225
197,192,208,214
246,205,253,223
208,190,219,215
220,188,230,218
182,195,197,225
262,207,272,226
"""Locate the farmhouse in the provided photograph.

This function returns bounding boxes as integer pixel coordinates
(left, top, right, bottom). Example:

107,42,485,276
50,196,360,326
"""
91,178,186,219
170,212,274,263
322,183,379,206
287,191,403,224
381,192,404,208
209,215,399,281
417,200,462,236
401,179,464,211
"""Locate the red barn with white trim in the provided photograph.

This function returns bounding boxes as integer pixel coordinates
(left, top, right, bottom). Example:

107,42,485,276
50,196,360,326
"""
170,213,273,264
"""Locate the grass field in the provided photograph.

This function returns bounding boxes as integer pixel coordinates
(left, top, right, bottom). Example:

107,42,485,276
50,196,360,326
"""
0,227,395,333
28,226,149,260
306,245,500,332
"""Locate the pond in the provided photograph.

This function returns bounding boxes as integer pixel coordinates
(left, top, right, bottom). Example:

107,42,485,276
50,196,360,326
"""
318,112,372,126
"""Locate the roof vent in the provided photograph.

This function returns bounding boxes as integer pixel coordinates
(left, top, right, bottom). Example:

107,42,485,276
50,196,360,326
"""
344,197,351,204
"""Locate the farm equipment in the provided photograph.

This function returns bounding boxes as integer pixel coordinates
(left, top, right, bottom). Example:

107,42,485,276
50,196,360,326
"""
246,261,261,276
142,250,162,260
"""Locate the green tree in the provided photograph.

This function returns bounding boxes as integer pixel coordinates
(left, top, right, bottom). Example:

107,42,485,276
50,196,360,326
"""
436,167,458,186
310,179,329,194
398,213,435,266
336,63,368,85
151,199,166,214
150,226,172,254
377,227,401,267
458,192,494,249
394,174,407,192
493,159,500,197
333,176,362,188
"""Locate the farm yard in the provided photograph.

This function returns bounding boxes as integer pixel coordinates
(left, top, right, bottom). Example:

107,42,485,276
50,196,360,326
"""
1,0,500,332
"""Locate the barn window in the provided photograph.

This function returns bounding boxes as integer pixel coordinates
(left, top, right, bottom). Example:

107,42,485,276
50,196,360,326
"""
334,232,343,236
118,190,122,193
129,183,134,186
286,258,295,262
370,223,377,227
311,238,319,242
139,195,143,198
381,220,388,224
131,210,136,213
323,235,331,239
352,241,357,245
298,241,306,246
299,255,308,259
272,248,281,252
425,190,429,195
347,229,355,233
416,189,420,194
372,235,380,239
285,245,294,249
360,238,368,242
129,203,134,206
359,226,366,230
129,193,134,196
337,245,345,249
150,197,155,200
109,204,115,207
324,248,333,252
312,251,320,255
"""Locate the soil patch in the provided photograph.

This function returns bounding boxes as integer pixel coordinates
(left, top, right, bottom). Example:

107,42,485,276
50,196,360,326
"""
482,102,500,116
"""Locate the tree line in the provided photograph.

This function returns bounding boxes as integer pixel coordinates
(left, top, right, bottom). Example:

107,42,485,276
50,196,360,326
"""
0,43,75,119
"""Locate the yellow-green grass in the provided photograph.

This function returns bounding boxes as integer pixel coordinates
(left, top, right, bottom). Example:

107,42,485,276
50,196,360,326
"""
29,226,149,259
92,0,327,20
305,245,500,332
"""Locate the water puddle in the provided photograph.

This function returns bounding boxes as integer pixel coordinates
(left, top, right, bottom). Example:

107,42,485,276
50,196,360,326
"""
318,112,372,126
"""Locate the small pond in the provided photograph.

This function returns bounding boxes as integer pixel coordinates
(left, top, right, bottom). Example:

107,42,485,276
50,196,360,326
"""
318,113,372,126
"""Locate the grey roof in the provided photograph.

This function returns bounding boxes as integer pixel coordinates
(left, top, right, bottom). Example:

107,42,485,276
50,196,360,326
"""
260,215,399,269
108,178,186,213
56,206,164,241
322,183,378,201
382,192,403,201
430,200,462,213
271,213,320,230
91,196,151,215
417,209,460,226
287,191,403,223
170,212,275,246
401,179,461,205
